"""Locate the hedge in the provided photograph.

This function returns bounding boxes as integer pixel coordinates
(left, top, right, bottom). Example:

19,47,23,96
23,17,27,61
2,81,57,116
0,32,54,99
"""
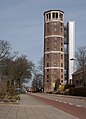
69,87,86,97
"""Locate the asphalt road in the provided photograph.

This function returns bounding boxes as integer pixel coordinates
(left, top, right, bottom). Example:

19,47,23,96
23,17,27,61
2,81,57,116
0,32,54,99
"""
28,92,86,119
30,93,86,108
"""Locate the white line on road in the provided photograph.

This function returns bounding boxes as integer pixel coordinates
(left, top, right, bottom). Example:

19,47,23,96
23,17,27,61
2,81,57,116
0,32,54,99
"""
69,103,74,105
76,105,82,107
48,98,51,100
63,102,67,104
59,100,62,102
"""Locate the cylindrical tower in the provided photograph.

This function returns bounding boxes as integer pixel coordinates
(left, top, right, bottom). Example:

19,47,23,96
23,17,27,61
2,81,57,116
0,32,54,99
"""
44,10,64,92
68,21,75,84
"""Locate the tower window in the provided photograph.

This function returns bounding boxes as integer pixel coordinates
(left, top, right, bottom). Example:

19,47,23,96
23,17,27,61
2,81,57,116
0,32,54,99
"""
61,23,63,26
56,13,58,18
54,42,57,45
61,42,63,46
47,69,49,72
61,69,63,72
61,63,63,67
53,22,57,26
47,75,49,78
61,54,63,59
54,37,57,40
54,69,57,73
52,13,55,19
54,63,57,67
47,63,49,67
47,48,49,51
61,37,62,41
54,47,57,50
53,27,57,32
49,13,51,20
61,48,63,51
61,75,63,79
59,13,63,21
54,54,57,58
47,80,49,82
46,14,48,20
61,28,62,32
52,12,58,19
47,54,49,58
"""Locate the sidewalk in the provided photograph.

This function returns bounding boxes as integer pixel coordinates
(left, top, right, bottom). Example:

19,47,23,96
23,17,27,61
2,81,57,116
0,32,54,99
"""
0,94,79,119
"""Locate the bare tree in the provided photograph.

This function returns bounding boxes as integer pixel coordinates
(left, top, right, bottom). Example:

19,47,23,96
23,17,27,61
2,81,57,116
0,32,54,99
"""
0,40,18,95
0,40,35,95
32,57,44,92
0,40,11,62
37,57,44,76
75,46,86,68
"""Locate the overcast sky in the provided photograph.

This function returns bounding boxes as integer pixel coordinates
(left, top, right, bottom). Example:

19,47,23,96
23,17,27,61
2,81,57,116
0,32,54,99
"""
0,0,86,65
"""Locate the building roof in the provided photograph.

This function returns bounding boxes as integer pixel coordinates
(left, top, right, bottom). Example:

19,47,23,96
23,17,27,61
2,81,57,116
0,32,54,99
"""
44,10,64,15
72,65,86,75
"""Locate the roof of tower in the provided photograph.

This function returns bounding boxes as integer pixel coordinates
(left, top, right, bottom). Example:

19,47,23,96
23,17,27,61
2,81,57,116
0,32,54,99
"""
44,10,64,15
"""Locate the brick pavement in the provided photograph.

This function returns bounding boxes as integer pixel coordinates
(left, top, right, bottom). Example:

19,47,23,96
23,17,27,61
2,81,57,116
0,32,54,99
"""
0,94,79,119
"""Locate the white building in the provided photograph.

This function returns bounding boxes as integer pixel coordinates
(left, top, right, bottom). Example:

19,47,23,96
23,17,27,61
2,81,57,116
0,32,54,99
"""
68,21,75,83
64,21,75,84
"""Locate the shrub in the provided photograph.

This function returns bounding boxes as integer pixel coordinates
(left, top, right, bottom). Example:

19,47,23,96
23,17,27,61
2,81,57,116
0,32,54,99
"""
64,84,75,90
64,89,69,95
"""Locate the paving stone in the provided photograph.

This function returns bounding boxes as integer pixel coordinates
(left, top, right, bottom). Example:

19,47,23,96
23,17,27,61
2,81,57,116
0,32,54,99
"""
0,94,79,119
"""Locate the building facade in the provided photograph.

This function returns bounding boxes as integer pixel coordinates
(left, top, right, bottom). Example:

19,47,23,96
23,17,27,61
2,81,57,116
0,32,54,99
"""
72,65,86,87
44,10,64,92
64,21,75,84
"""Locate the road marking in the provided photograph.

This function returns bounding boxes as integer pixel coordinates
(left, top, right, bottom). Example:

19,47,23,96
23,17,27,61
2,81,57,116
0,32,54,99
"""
40,96,84,109
69,103,73,105
76,105,82,107
47,98,50,99
59,100,62,102
63,102,67,104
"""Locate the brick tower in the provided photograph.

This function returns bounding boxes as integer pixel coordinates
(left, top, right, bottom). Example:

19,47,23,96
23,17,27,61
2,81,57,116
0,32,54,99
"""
44,10,64,92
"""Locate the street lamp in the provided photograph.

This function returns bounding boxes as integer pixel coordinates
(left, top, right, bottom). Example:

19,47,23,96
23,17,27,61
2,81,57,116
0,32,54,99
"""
70,58,75,61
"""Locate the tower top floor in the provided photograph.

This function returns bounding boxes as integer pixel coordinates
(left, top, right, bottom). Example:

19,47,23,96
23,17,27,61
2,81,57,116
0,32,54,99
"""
44,10,64,22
